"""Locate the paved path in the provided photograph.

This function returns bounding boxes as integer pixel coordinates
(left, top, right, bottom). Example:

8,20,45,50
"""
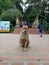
0,34,49,65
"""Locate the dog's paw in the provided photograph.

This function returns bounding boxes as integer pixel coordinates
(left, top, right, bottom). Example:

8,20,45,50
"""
20,48,24,51
24,48,27,52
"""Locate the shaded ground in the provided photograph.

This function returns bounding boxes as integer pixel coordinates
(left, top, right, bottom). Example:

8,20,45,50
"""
0,34,49,65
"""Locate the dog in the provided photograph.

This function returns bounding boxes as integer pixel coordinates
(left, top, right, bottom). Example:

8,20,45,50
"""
19,25,29,51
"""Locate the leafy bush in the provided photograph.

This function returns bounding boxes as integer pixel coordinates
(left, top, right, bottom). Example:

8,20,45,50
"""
0,8,22,21
43,21,49,34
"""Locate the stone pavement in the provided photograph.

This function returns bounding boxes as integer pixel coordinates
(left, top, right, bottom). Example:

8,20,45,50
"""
0,34,49,65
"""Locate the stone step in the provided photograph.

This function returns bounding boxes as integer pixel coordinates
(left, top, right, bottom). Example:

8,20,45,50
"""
13,28,46,34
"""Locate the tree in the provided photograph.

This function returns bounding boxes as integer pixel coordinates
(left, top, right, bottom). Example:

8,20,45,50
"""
0,8,22,26
23,0,47,23
0,0,14,15
0,0,23,21
23,0,41,24
11,0,23,13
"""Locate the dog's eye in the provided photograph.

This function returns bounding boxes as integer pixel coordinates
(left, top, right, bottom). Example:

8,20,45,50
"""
23,27,26,29
26,28,28,30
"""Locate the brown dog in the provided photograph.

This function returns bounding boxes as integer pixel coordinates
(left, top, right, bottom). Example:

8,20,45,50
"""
19,25,29,51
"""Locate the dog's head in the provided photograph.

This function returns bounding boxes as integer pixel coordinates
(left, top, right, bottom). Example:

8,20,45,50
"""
22,25,28,34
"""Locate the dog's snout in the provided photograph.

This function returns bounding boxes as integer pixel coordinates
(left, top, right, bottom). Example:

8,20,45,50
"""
25,31,26,32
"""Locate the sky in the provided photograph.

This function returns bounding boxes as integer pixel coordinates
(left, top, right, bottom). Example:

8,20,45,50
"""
20,0,29,12
22,0,27,3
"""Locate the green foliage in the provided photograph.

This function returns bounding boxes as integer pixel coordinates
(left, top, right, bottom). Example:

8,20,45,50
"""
0,0,14,14
24,5,40,24
43,21,49,34
0,8,22,21
27,0,41,4
10,23,14,33
46,14,49,23
0,8,22,27
11,0,23,13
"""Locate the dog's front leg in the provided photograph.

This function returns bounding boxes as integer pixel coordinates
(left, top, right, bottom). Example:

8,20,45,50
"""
25,41,27,48
23,42,27,51
25,40,29,48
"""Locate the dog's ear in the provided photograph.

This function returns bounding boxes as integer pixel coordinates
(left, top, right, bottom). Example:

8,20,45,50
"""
22,26,25,29
26,25,28,28
26,25,28,30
